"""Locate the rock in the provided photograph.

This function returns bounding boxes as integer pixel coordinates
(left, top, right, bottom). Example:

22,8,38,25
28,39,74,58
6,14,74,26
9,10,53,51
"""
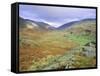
82,46,96,57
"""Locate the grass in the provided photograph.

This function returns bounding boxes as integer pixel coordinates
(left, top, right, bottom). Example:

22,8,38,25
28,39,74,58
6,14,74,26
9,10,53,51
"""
29,47,96,71
19,21,96,71
65,33,95,46
19,29,77,71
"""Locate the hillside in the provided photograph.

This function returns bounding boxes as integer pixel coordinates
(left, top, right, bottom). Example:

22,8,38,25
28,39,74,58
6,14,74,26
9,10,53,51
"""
19,18,96,71
57,18,96,30
19,17,55,30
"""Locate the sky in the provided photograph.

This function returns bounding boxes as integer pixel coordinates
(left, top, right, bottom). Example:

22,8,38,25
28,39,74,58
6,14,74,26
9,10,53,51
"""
19,4,96,27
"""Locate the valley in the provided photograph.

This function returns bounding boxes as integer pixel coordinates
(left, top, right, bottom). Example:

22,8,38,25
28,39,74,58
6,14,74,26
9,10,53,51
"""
19,17,96,71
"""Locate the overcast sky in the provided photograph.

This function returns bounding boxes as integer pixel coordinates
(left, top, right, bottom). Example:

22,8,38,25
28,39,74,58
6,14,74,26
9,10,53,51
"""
19,4,96,27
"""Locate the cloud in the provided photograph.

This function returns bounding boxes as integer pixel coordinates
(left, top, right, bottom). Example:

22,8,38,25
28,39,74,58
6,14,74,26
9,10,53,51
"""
19,4,96,27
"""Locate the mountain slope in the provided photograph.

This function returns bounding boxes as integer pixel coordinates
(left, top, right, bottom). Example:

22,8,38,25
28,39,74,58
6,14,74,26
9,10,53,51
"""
19,18,96,71
57,21,79,30
66,19,96,34
19,17,55,30
57,18,96,30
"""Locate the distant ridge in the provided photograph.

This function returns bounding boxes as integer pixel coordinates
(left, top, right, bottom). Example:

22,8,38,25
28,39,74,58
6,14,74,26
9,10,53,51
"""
57,18,96,30
19,17,56,30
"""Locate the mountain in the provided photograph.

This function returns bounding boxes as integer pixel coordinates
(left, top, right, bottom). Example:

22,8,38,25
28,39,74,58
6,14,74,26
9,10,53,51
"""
57,21,79,30
64,18,96,35
57,18,96,30
19,17,55,30
19,17,27,28
80,18,96,22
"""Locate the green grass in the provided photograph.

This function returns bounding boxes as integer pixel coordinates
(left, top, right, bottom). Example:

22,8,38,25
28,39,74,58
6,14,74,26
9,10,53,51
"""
65,33,95,46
